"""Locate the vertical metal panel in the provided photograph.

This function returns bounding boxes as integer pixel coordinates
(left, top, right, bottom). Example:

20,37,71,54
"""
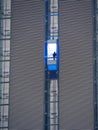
10,1,44,130
92,0,98,129
59,1,94,130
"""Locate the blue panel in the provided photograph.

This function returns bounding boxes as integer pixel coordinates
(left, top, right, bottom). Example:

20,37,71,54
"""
48,65,57,70
44,42,47,65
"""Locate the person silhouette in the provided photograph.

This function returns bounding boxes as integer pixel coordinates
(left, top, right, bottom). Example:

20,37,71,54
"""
53,52,56,60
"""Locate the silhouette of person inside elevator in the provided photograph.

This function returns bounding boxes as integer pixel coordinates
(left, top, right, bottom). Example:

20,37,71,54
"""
53,52,56,60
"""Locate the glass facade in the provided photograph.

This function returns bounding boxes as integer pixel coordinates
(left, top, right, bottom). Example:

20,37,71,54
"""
49,80,58,130
0,0,11,129
49,0,58,39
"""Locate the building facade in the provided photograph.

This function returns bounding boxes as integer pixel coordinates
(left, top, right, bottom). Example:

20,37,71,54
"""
0,0,97,130
0,0,11,130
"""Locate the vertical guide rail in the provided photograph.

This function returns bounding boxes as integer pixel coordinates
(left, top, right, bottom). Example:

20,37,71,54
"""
0,0,11,130
92,1,97,130
44,0,59,130
49,80,59,130
93,0,98,130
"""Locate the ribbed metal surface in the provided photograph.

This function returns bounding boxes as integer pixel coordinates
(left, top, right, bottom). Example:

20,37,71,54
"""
10,1,44,130
9,0,94,130
59,1,94,130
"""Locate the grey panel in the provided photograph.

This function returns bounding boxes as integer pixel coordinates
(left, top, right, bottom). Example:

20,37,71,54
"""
10,1,44,130
59,1,94,130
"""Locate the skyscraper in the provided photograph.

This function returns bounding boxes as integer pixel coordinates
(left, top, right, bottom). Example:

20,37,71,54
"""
0,0,97,130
